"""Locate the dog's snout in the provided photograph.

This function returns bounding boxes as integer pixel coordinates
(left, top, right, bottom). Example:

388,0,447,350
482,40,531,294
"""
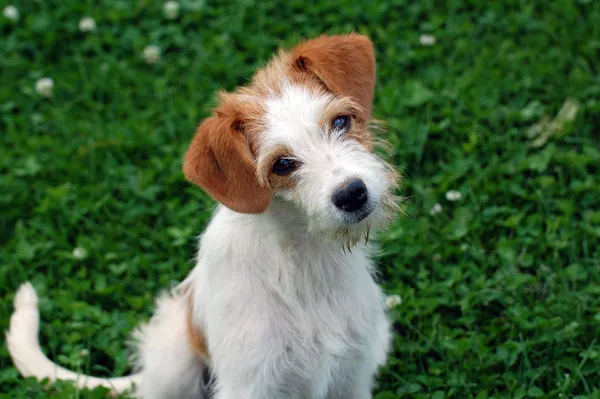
333,179,368,212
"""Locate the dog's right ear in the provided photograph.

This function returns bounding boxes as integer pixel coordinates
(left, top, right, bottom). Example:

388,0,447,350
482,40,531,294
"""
183,109,270,214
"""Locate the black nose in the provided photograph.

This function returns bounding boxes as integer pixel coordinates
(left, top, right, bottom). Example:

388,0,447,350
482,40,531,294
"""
333,179,368,212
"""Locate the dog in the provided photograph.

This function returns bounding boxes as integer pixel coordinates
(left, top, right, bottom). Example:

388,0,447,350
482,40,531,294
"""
7,33,400,399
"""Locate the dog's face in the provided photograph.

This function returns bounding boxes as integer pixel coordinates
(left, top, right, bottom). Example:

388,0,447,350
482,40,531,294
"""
183,34,399,243
255,83,398,239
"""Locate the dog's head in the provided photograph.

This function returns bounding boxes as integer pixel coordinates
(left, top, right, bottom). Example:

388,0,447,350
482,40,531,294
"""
183,34,399,243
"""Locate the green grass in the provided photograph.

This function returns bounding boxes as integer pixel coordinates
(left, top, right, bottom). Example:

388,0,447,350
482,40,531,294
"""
1,0,599,398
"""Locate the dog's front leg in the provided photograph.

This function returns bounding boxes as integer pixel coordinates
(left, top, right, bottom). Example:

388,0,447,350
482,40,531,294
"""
204,288,306,399
325,351,376,399
209,333,303,399
327,308,391,399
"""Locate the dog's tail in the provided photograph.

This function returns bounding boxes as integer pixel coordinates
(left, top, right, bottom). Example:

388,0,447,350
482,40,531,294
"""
6,282,141,396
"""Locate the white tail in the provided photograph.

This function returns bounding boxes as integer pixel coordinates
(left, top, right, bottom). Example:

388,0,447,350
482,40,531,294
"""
5,282,141,396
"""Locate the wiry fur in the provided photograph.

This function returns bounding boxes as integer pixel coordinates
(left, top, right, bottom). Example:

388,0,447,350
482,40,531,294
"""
6,33,401,399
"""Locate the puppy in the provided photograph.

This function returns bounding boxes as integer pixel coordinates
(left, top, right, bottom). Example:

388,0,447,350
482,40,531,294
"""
7,33,400,399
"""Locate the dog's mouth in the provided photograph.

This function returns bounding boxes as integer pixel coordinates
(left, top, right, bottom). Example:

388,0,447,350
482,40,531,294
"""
341,203,375,225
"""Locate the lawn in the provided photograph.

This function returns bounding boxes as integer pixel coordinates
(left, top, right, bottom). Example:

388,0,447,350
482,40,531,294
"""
1,0,599,398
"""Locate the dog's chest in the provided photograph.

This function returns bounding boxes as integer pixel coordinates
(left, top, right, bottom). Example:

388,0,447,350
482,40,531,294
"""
196,211,384,395
271,249,378,397
280,246,376,354
294,287,368,357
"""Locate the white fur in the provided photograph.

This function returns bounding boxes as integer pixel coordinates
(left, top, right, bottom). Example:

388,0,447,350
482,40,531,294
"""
186,203,391,399
7,83,396,398
131,290,206,399
5,282,140,394
260,84,393,235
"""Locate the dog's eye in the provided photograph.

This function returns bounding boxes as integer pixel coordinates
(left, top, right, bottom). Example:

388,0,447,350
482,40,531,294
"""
332,115,350,133
272,158,298,176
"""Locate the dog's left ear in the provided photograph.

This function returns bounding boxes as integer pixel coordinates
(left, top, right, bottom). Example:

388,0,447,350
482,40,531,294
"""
291,33,376,119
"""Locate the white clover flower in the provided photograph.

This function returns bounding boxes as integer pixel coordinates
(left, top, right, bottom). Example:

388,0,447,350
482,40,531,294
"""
72,246,88,260
80,349,89,357
429,203,442,216
143,45,161,64
78,17,96,32
385,294,402,310
445,190,462,202
35,78,54,97
3,5,19,21
432,253,442,262
419,34,436,46
163,1,180,20
31,113,43,124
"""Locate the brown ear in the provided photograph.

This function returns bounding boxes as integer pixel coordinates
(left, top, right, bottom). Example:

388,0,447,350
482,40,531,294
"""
291,33,376,119
183,113,270,214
